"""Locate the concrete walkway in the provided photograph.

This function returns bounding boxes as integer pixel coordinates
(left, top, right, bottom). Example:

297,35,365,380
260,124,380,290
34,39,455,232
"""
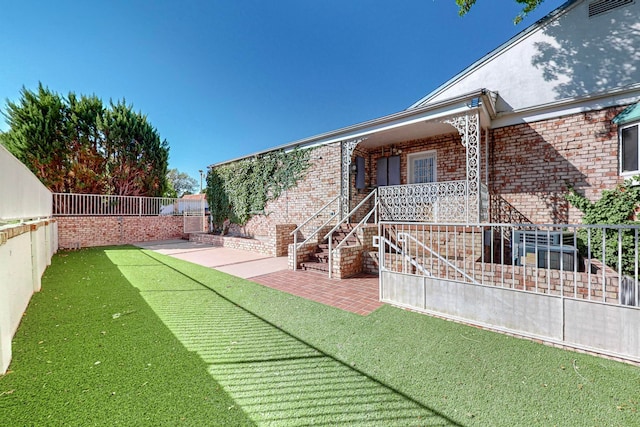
136,239,383,315
135,239,289,278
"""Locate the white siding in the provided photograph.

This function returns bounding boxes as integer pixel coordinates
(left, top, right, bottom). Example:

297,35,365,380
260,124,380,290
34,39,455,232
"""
418,0,640,119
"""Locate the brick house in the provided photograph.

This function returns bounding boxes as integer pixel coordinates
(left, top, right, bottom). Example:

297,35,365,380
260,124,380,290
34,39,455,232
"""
209,0,640,275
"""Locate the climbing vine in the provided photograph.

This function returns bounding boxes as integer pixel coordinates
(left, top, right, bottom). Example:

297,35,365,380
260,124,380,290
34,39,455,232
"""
566,177,640,275
206,148,312,230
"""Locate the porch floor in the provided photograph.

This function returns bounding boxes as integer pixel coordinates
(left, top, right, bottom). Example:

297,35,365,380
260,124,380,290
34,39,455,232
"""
250,270,383,316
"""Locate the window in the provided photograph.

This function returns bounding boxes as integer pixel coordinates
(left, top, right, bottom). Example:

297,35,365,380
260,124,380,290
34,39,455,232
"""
407,151,437,184
621,123,639,175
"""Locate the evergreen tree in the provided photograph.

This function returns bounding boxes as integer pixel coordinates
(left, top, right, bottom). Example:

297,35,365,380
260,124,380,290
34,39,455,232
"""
0,83,169,196
1,84,70,192
100,100,169,196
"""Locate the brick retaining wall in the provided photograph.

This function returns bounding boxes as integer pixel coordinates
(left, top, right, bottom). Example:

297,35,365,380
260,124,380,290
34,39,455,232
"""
57,216,184,248
190,233,273,256
191,223,296,257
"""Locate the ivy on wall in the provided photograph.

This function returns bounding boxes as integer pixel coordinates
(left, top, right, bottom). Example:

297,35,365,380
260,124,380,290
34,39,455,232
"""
566,177,640,275
206,148,312,230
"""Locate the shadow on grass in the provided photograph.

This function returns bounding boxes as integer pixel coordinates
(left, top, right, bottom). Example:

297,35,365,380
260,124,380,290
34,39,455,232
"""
0,247,254,426
105,247,462,426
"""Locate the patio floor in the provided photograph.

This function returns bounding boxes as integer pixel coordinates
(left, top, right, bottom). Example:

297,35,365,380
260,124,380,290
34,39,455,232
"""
250,270,382,316
138,240,384,316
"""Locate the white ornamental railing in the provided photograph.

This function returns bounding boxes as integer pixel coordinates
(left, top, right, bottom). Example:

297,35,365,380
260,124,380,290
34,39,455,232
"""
0,145,52,222
53,193,204,217
378,221,640,307
378,180,486,223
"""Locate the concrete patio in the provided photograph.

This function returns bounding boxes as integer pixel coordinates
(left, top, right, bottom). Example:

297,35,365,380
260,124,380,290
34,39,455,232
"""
136,239,382,315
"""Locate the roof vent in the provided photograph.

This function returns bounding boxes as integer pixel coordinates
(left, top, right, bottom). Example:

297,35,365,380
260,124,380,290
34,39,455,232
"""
588,0,633,18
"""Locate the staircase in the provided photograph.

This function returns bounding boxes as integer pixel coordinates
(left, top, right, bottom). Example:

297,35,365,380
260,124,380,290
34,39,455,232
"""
299,224,358,273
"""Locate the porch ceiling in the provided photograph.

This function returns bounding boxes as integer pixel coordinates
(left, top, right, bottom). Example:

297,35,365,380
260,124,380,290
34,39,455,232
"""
356,120,457,149
346,92,494,150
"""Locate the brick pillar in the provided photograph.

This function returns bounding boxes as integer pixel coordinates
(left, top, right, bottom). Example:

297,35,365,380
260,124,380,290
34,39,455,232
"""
275,224,297,257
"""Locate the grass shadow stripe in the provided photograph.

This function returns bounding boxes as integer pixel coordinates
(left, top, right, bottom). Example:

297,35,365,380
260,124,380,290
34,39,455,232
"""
136,249,462,426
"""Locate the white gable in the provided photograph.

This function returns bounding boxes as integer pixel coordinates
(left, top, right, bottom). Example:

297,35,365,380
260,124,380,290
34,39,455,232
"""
413,0,640,124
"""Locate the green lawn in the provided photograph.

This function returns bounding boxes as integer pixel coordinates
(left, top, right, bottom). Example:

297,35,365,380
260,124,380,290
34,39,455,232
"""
1,246,639,426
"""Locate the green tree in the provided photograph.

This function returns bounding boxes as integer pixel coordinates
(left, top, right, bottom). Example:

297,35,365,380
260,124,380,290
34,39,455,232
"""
0,84,70,192
0,84,169,196
99,100,169,196
65,92,107,193
165,168,198,198
456,0,545,24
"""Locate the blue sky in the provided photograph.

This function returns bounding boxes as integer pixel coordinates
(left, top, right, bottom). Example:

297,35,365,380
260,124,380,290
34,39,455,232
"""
1,0,566,183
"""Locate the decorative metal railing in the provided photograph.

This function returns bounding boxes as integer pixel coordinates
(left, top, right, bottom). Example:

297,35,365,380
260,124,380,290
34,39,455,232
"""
480,183,489,222
52,193,204,216
378,221,640,307
378,180,488,223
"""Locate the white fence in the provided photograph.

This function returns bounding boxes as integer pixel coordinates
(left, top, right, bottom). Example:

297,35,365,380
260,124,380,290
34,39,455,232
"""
0,145,52,222
0,146,57,374
378,221,640,362
53,193,206,217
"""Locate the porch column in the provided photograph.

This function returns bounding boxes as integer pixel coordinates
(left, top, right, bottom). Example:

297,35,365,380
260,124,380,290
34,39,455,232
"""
442,111,480,223
340,138,366,219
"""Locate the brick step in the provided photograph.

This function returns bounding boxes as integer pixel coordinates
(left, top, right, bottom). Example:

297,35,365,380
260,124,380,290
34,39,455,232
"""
319,235,358,247
299,261,330,273
309,253,329,263
297,223,362,275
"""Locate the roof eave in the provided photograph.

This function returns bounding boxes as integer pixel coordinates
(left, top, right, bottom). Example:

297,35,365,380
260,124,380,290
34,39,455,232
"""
209,89,491,168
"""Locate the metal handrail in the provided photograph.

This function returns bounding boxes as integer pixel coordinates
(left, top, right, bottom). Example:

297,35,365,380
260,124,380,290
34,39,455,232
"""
326,189,377,278
397,232,480,285
378,234,430,276
334,204,377,252
291,194,341,271
290,194,340,236
298,212,339,249
324,189,377,241
52,193,200,216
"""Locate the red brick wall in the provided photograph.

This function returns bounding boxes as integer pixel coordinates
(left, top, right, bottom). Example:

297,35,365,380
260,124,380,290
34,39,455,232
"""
432,261,621,304
230,143,341,240
490,107,624,224
57,216,184,248
351,107,624,225
216,106,627,277
190,233,273,256
350,134,466,192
